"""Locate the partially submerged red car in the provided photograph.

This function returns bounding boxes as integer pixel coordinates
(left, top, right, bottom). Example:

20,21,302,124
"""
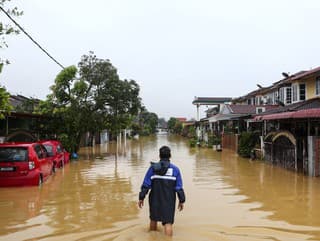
0,142,54,187
38,140,70,168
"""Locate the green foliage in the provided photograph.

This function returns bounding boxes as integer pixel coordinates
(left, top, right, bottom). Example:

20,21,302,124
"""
167,117,177,132
189,138,197,147
0,1,22,117
37,52,142,152
130,122,141,136
238,131,259,158
181,124,196,138
174,121,183,134
0,86,12,119
188,126,196,138
167,117,183,134
140,110,158,135
208,134,221,146
57,133,77,154
0,0,23,72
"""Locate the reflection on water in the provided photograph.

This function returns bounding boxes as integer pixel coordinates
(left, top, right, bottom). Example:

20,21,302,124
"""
0,135,320,240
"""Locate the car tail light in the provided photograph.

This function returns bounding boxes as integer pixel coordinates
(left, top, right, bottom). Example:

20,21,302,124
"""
29,161,35,170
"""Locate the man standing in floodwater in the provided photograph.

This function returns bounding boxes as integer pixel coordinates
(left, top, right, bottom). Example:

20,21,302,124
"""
138,145,186,236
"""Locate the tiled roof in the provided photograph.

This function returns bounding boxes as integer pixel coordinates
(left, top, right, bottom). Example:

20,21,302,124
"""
291,66,320,80
255,97,320,116
9,95,40,108
234,66,320,103
228,105,279,114
176,117,187,122
255,108,320,121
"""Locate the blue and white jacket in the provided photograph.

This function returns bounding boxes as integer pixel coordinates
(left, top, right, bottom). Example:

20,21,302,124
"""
139,159,186,204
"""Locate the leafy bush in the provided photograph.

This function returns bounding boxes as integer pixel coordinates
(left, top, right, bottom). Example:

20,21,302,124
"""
208,134,221,146
189,138,197,147
188,126,196,138
238,131,259,157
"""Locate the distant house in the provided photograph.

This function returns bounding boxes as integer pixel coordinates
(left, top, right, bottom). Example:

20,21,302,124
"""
209,104,278,134
233,66,320,175
194,66,320,176
233,66,320,107
175,117,187,123
0,95,44,142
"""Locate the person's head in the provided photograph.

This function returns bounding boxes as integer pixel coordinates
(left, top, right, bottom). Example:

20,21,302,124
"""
159,146,171,159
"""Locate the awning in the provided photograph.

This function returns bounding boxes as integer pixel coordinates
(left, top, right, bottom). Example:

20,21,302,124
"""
254,108,320,121
293,108,320,118
209,114,248,122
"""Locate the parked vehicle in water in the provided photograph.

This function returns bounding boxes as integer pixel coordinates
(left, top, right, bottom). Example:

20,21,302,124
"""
0,142,54,186
38,140,70,168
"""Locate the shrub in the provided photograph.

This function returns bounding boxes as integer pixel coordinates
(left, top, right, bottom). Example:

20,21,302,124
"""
208,134,221,147
238,131,259,157
189,138,197,147
188,126,196,138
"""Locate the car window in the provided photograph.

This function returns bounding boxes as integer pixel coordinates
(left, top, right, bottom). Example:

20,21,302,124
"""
0,147,28,162
34,145,43,159
44,144,54,156
57,145,62,153
40,145,48,158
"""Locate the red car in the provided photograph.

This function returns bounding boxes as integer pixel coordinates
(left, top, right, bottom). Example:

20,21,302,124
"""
0,142,54,187
38,140,70,168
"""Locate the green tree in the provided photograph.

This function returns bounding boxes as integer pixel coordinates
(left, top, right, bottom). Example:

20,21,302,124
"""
0,0,23,72
0,86,11,119
167,117,177,132
174,121,183,134
0,1,23,118
138,110,158,135
238,131,259,158
37,52,142,152
167,117,183,134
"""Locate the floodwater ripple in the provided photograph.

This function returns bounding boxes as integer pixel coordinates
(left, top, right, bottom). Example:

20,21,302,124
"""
0,135,320,240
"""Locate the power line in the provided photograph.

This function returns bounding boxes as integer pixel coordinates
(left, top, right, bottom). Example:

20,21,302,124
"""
0,6,65,69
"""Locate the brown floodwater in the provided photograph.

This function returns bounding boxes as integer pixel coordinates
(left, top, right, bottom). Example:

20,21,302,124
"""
1,134,320,241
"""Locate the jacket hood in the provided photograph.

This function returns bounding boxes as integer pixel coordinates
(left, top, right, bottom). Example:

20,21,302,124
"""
151,159,170,175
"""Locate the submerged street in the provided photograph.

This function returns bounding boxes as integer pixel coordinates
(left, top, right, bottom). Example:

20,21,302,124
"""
1,134,320,241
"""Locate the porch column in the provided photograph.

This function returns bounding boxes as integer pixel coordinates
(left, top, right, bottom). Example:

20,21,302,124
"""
196,104,200,121
308,136,315,176
196,104,200,139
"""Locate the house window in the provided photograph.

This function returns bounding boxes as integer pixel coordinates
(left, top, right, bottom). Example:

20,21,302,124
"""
316,77,320,95
279,88,284,103
274,91,278,104
266,92,275,104
299,83,306,101
292,84,298,102
292,83,305,102
256,107,265,114
255,96,262,105
286,87,292,104
279,87,292,105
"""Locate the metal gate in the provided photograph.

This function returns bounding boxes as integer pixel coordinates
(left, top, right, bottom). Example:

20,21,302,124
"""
273,135,296,170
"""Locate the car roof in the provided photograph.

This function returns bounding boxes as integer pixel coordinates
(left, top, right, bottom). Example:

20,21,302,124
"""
38,140,60,145
0,142,35,147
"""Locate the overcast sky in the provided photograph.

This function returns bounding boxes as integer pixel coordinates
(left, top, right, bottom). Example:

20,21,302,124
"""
1,0,320,120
